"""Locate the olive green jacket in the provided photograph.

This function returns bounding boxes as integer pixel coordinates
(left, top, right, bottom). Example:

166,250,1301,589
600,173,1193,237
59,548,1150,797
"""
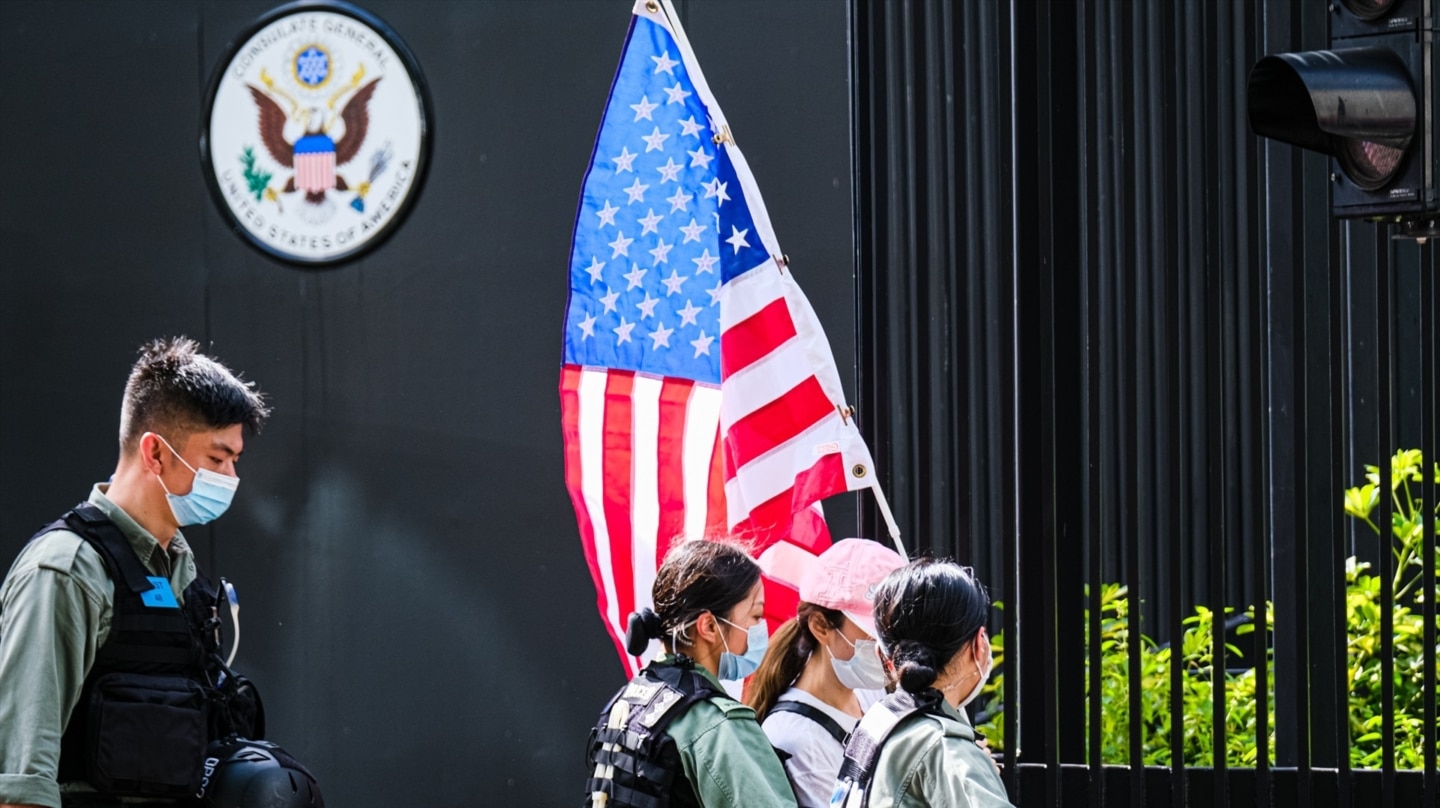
864,699,1015,808
654,655,799,808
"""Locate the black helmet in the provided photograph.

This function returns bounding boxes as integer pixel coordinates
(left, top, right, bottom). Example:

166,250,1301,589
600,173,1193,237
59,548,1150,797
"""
196,737,324,808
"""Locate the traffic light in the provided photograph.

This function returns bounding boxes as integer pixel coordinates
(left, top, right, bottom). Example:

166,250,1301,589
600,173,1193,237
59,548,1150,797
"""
1248,1,1438,236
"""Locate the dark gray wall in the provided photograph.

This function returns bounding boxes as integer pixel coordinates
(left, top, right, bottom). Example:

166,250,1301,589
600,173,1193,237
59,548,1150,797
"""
0,1,856,805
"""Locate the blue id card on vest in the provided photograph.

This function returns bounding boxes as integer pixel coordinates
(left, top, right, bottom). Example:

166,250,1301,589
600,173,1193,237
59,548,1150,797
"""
141,576,179,608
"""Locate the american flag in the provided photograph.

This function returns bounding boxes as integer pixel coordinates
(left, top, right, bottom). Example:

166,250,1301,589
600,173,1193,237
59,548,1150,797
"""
561,0,885,676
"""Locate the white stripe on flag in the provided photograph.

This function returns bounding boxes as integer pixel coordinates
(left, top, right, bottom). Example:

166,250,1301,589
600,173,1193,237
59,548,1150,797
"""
718,262,787,331
631,375,663,635
577,369,623,648
719,337,811,429
683,384,723,543
724,415,846,509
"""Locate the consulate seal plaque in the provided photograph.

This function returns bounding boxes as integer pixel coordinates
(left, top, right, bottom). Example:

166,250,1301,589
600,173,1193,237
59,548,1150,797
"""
201,1,431,265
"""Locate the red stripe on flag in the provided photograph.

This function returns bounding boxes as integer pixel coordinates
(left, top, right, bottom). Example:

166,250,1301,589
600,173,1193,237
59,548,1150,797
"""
656,378,693,562
730,453,847,554
722,376,836,478
720,298,796,377
601,371,637,636
705,426,726,536
559,366,627,664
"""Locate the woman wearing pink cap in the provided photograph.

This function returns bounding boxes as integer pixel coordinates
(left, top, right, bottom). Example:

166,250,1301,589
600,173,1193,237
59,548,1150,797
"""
745,538,906,808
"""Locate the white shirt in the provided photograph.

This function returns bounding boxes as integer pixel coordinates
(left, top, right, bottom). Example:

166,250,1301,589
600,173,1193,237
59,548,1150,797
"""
761,686,884,808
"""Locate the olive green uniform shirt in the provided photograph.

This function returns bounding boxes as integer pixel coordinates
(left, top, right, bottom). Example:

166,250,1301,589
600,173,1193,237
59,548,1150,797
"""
864,699,1015,808
0,485,197,808
652,655,799,808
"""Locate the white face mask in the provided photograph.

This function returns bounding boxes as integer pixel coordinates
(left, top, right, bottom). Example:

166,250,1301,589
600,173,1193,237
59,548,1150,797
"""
958,636,994,708
828,633,887,690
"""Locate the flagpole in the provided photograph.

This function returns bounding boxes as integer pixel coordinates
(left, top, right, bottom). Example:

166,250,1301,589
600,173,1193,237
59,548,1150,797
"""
868,482,907,561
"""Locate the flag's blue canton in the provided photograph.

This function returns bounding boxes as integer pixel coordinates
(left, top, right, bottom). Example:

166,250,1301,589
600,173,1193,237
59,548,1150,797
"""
564,18,772,384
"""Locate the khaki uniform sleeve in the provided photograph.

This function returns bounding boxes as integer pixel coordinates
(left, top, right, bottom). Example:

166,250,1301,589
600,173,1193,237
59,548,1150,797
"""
0,532,111,808
902,733,1014,808
683,700,799,808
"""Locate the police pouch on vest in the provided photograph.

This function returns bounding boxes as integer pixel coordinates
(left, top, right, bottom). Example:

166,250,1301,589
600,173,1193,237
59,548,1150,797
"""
584,661,724,808
46,505,265,798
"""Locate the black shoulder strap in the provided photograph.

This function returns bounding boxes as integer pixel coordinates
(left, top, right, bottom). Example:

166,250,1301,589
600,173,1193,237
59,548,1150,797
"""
60,504,199,668
768,700,849,745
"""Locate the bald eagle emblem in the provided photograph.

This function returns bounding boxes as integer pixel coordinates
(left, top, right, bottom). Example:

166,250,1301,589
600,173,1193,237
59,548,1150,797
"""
247,74,381,212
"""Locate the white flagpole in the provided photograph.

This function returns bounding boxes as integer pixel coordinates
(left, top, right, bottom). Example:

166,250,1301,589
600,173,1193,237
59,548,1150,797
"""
868,482,907,561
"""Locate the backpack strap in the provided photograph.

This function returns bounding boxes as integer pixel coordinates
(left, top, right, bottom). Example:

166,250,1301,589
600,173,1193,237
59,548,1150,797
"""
830,690,942,808
768,700,849,746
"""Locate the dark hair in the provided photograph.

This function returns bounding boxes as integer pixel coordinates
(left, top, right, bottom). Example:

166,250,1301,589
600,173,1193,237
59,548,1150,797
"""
873,559,990,694
744,602,845,721
624,540,760,655
118,337,270,453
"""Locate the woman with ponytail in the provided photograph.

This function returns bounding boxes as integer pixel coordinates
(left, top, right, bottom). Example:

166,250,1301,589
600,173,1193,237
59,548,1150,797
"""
744,539,905,808
583,539,796,808
830,559,1015,808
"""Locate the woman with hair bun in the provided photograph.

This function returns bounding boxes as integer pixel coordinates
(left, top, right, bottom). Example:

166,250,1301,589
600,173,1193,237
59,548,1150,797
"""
744,539,906,807
830,559,1015,808
583,539,797,808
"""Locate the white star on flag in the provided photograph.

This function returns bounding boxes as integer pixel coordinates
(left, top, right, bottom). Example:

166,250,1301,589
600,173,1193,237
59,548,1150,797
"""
624,178,650,203
702,178,728,204
656,158,684,183
623,263,648,289
692,248,718,274
725,226,750,254
688,147,714,169
607,231,633,258
585,257,606,283
613,317,636,344
651,50,678,74
638,209,663,235
666,189,693,213
596,200,619,226
630,95,658,121
642,127,670,152
689,330,714,357
648,322,674,348
679,219,706,243
676,300,702,326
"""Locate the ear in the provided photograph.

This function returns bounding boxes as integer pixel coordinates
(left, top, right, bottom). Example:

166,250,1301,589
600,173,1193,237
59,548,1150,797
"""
806,612,832,641
136,433,167,475
692,612,722,644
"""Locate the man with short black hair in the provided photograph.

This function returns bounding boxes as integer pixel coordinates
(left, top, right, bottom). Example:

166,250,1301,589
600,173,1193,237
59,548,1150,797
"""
0,337,271,808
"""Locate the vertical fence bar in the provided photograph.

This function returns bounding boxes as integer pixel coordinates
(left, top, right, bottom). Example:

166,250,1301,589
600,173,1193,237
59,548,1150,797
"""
1422,242,1437,808
1377,235,1395,808
1166,4,1188,804
1334,227,1353,808
1082,0,1105,804
1209,0,1231,804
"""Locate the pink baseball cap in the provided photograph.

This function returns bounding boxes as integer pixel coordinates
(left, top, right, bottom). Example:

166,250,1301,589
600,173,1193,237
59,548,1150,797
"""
799,538,906,638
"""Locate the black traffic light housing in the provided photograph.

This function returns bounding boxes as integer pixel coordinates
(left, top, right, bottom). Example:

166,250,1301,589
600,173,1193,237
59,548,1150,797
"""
1248,1,1439,234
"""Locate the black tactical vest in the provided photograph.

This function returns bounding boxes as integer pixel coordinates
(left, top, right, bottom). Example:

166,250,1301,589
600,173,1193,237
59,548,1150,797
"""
583,659,726,808
39,504,237,799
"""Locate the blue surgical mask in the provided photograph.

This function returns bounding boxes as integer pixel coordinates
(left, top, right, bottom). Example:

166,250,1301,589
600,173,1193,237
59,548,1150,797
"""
716,616,769,681
155,435,239,526
829,634,888,690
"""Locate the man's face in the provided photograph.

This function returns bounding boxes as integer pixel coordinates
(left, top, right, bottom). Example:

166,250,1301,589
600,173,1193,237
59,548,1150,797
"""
158,423,245,495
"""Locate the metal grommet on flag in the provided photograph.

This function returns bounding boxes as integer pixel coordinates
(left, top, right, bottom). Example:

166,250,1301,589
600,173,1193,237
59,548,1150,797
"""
646,0,659,11
853,464,868,478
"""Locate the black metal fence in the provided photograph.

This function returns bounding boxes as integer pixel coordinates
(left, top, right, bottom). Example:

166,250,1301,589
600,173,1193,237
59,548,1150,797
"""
851,1,1438,805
